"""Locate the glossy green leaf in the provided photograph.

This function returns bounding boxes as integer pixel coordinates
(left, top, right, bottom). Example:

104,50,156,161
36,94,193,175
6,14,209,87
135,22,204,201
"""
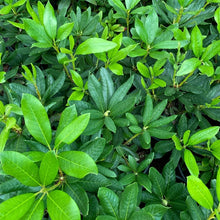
176,58,201,76
137,173,152,192
153,40,189,49
23,18,52,46
149,115,177,127
210,140,220,160
88,75,105,111
109,75,134,109
39,151,59,186
55,113,90,148
202,40,220,61
188,126,219,146
0,5,12,15
191,25,203,58
57,23,74,41
119,182,138,220
64,183,89,216
135,18,148,43
75,38,117,55
109,62,123,75
184,149,199,177
214,7,220,33
145,8,158,44
149,167,165,197
22,199,45,220
26,0,40,23
105,116,116,133
137,62,150,78
98,187,119,217
58,151,98,178
150,99,167,122
0,127,10,152
187,175,213,209
56,105,78,138
21,94,52,147
109,0,126,11
47,190,80,220
0,151,41,186
0,193,35,220
143,94,153,125
43,1,57,39
183,130,191,145
172,135,183,150
125,0,140,9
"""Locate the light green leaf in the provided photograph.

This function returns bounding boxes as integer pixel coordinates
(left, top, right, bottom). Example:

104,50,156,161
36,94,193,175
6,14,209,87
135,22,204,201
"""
210,140,220,160
0,193,35,220
202,40,220,61
109,62,123,75
191,25,203,58
125,0,140,9
187,175,213,209
214,7,220,33
119,182,138,220
26,0,40,23
56,105,78,138
0,151,41,186
13,0,26,7
145,8,158,44
109,0,126,11
135,18,148,43
23,18,52,46
43,1,57,39
0,5,12,15
70,70,83,88
176,58,201,76
153,40,189,49
98,187,119,217
75,38,117,55
57,23,74,41
22,199,45,220
39,151,59,186
188,126,219,146
137,62,150,78
58,151,98,178
0,128,10,152
21,94,52,147
184,149,199,177
172,135,183,150
47,190,80,220
55,113,90,148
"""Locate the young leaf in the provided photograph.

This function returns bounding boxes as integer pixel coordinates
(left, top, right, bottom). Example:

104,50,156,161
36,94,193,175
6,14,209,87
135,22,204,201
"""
125,0,140,10
187,175,213,209
75,38,117,55
0,193,35,220
39,151,59,186
55,113,90,148
143,94,153,126
183,130,191,145
0,128,10,152
47,190,80,220
191,25,203,58
0,151,41,186
135,18,148,44
187,126,219,146
58,151,98,178
201,40,220,61
23,19,52,46
184,149,199,177
119,182,138,220
137,62,150,78
57,23,74,41
109,62,123,76
176,58,201,76
172,135,183,150
98,187,119,217
26,0,40,23
21,94,52,147
43,1,57,39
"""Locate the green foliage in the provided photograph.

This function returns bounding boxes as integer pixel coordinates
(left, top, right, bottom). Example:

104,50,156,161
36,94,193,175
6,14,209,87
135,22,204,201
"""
1,0,220,219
